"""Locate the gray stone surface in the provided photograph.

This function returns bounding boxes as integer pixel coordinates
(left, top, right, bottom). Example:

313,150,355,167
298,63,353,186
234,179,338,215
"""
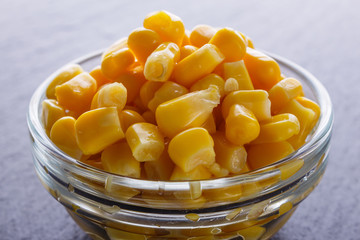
0,0,359,239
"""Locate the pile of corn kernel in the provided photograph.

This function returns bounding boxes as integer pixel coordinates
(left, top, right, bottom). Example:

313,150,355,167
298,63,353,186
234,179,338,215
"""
42,10,320,181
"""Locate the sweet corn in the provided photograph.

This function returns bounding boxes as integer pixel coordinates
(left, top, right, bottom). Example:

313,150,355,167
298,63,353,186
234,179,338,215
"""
101,47,135,79
209,162,229,177
179,45,198,60
125,123,164,162
181,29,191,46
243,47,281,90
223,60,254,90
50,116,83,159
173,44,225,88
41,99,65,134
224,77,240,95
148,81,188,112
144,42,180,82
144,150,174,180
139,81,163,108
102,37,128,59
169,127,215,172
89,65,112,88
127,28,162,64
189,24,216,48
225,104,260,146
90,82,127,110
239,32,255,49
203,184,242,202
247,141,295,170
55,72,97,114
237,226,266,240
170,165,212,180
115,65,146,103
296,96,320,123
118,109,145,132
190,73,225,97
143,10,185,46
278,159,304,180
252,113,300,144
269,77,303,114
201,114,216,134
142,110,156,124
222,90,271,122
46,64,83,99
212,131,247,173
209,27,247,62
101,141,140,178
156,85,220,138
75,107,124,155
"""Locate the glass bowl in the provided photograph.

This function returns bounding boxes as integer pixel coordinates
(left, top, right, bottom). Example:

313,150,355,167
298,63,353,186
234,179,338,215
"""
27,50,333,240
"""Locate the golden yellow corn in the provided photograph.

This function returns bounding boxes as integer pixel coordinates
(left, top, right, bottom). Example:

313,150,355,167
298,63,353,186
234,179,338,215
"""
252,113,300,144
212,131,247,173
41,99,65,134
223,60,254,90
142,110,156,124
50,116,83,159
139,81,163,108
209,162,229,178
181,29,191,46
173,44,225,88
224,77,239,95
101,47,135,79
127,27,162,64
170,165,212,180
222,90,271,122
209,27,247,62
89,65,112,88
237,226,266,240
90,82,127,110
247,141,295,170
156,85,220,137
278,159,304,180
225,104,260,146
101,141,140,178
200,114,216,134
203,184,242,202
125,122,164,162
296,96,320,123
143,10,185,46
190,73,225,97
118,109,145,132
144,150,174,180
46,64,83,99
179,45,198,60
268,77,303,114
168,127,215,172
189,24,216,48
238,32,255,48
102,37,128,59
148,81,188,112
75,107,124,155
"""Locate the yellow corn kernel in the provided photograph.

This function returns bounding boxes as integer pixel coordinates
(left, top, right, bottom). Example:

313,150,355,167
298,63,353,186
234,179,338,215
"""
127,27,162,64
46,64,84,99
296,96,320,123
118,109,145,132
55,72,97,114
225,104,260,146
144,150,174,180
173,44,225,88
89,65,112,88
168,127,215,172
212,131,247,173
91,82,127,111
224,77,239,95
132,96,147,113
148,81,188,112
123,105,141,113
190,73,225,97
101,47,135,79
203,184,242,202
125,123,164,162
50,117,83,159
141,110,156,124
143,10,185,46
115,66,146,103
102,37,128,59
189,24,216,48
156,85,220,138
101,141,140,178
279,99,316,149
223,60,254,90
237,226,266,240
75,107,125,155
243,47,281,90
222,90,271,122
209,27,247,62
238,32,255,48
42,99,66,134
209,162,229,178
247,141,295,170
139,81,163,108
144,42,180,82
170,165,212,180
179,45,198,60
252,113,300,144
269,77,304,114
278,159,304,180
201,114,216,134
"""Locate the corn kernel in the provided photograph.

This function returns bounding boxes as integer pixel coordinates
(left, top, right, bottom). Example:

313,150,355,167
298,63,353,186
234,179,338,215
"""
238,32,255,48
173,44,225,88
142,110,156,124
46,64,83,99
156,85,220,138
139,81,163,108
203,184,242,202
170,165,212,180
144,42,180,82
225,104,260,146
115,65,146,103
118,109,145,132
209,162,229,177
278,159,304,180
50,116,83,159
168,127,215,172
75,107,124,155
127,27,162,64
91,82,127,111
247,141,295,170
89,65,112,88
189,24,216,48
125,123,164,162
144,150,174,180
190,73,225,97
41,99,65,135
224,77,239,95
209,27,246,62
296,96,320,123
243,47,281,90
212,131,247,173
55,72,97,114
222,90,271,122
201,114,217,134
101,47,135,79
223,60,254,90
143,10,185,46
180,45,198,60
102,37,128,59
148,81,188,112
237,226,266,240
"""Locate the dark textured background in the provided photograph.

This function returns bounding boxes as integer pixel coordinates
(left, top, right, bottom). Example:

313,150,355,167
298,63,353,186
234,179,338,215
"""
1,0,359,239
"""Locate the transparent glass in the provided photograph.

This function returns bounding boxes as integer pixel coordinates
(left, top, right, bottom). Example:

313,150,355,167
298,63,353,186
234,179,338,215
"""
27,50,333,240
